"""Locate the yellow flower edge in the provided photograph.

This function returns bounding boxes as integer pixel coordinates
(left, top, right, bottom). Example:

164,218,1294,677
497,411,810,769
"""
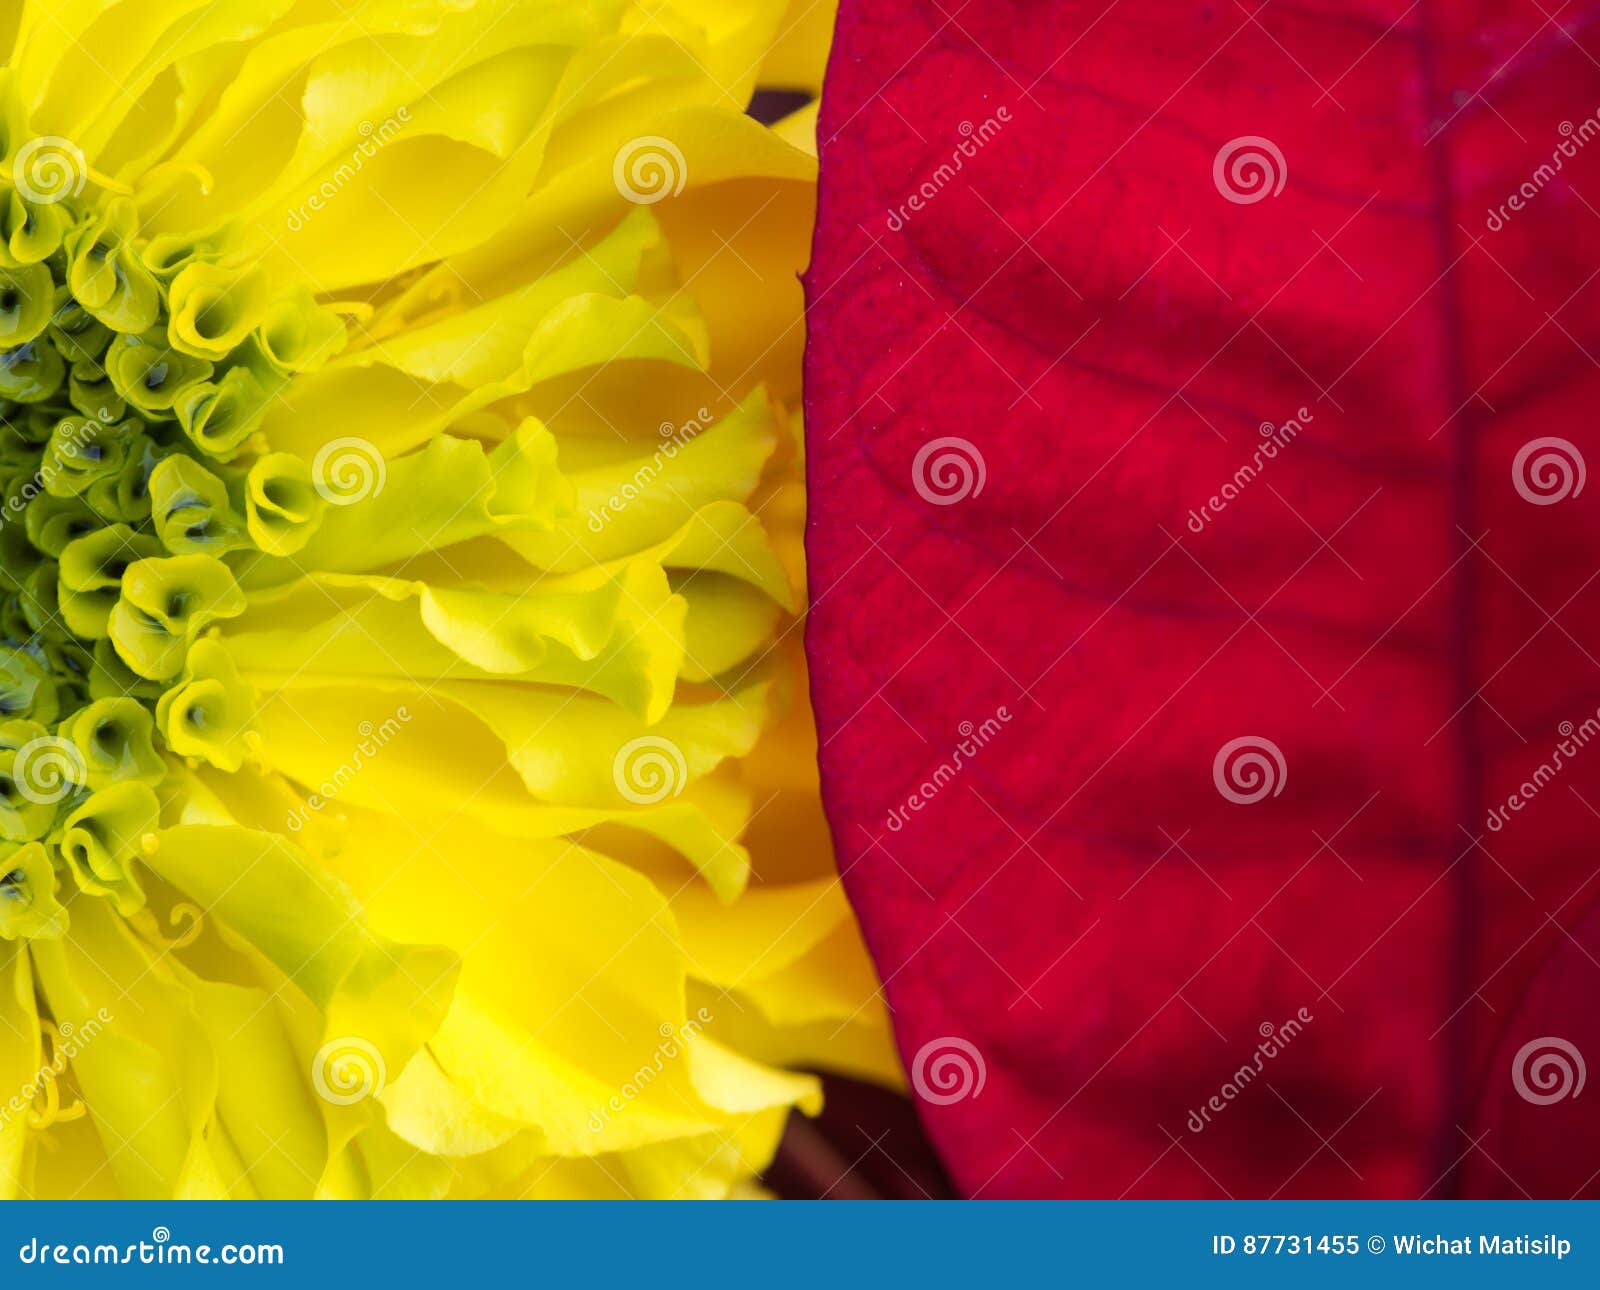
0,0,899,1199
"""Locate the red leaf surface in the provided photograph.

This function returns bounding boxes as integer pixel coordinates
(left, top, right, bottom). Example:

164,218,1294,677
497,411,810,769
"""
804,0,1600,1197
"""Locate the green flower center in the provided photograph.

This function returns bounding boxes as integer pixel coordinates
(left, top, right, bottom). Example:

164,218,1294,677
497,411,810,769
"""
0,182,344,943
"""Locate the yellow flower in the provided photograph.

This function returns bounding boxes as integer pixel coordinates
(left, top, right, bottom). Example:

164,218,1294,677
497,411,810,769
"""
0,0,897,1199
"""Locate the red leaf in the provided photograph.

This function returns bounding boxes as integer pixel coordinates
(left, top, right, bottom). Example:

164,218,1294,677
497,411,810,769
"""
804,0,1600,1197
